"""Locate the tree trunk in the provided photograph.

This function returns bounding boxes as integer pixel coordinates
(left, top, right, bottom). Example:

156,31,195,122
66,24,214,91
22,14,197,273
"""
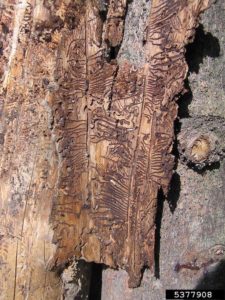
102,0,225,299
1,0,224,300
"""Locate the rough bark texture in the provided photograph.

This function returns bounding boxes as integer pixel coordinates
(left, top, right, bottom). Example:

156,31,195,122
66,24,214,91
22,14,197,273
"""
102,0,225,299
0,0,216,299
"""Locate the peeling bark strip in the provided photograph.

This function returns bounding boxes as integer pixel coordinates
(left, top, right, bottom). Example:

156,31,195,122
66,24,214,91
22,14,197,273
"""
50,0,211,287
0,1,70,299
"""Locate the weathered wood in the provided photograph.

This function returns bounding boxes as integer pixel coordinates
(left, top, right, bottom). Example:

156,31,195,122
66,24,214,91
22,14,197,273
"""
50,0,211,287
102,0,225,298
0,0,65,298
0,0,211,298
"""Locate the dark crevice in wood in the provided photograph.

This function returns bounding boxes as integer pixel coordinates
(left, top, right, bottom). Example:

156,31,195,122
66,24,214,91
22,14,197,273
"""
105,44,120,61
99,7,108,23
165,118,181,214
107,64,119,114
177,79,192,118
167,172,181,214
172,119,181,162
89,263,103,300
154,188,165,279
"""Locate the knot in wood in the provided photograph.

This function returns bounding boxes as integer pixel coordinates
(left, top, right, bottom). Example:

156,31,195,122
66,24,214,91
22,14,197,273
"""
190,136,211,163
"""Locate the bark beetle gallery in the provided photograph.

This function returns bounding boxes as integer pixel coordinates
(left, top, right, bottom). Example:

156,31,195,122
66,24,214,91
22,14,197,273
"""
0,0,211,294
50,0,210,287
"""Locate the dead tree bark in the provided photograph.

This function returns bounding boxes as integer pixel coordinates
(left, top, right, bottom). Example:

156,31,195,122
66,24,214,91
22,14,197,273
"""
0,0,222,299
102,0,225,299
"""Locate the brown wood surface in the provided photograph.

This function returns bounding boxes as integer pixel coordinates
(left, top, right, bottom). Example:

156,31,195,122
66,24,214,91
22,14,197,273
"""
50,0,211,287
0,0,211,298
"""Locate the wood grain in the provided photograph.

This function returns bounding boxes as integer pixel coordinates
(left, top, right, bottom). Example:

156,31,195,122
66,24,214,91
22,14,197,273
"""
50,0,211,287
0,0,211,297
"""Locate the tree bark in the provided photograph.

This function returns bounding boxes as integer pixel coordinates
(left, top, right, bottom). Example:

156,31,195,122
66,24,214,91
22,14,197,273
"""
102,0,225,299
1,0,223,299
